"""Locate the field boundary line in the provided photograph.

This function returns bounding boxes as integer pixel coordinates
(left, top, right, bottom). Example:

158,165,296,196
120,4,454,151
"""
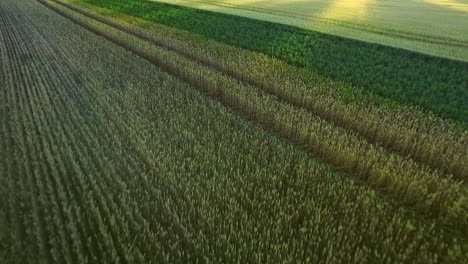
46,0,466,181
37,0,468,233
166,0,468,48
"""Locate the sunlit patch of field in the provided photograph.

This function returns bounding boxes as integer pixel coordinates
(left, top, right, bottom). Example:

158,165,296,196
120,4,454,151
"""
154,0,468,61
319,0,373,21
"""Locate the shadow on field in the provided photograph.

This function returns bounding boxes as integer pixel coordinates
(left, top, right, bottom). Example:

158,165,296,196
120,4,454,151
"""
81,0,468,124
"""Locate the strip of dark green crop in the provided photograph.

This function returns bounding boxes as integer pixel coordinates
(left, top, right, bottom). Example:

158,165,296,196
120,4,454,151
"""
78,0,468,125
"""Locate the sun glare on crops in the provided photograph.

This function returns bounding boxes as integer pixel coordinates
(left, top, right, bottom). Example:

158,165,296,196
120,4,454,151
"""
320,0,372,20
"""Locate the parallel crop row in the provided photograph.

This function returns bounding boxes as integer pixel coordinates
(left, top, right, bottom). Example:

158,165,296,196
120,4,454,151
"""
54,0,468,181
71,0,468,123
2,0,467,263
1,1,165,262
43,0,468,231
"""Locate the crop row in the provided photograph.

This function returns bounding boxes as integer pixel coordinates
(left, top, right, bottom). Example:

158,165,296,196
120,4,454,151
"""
2,0,466,262
43,0,468,230
72,0,468,123
55,0,468,181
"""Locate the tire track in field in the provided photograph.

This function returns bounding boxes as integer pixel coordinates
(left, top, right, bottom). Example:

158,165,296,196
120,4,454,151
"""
38,0,468,232
47,0,468,182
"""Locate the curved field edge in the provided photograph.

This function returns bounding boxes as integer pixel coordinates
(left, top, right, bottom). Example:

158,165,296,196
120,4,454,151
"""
52,0,468,183
65,0,468,125
3,0,467,262
40,0,468,232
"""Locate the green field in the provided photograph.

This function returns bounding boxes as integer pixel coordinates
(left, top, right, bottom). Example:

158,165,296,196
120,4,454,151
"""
66,0,468,124
1,0,467,263
156,0,468,61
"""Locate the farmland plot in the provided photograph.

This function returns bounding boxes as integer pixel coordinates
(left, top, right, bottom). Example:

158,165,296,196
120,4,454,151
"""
1,0,467,263
64,0,468,125
43,0,468,226
154,0,468,61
